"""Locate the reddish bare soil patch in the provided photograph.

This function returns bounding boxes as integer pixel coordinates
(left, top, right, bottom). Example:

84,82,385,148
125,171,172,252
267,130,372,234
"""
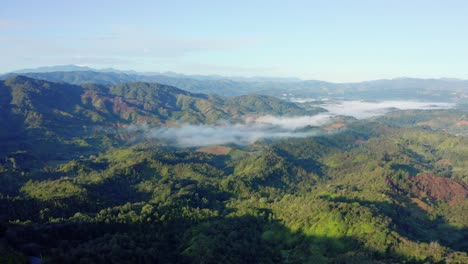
435,159,453,166
137,117,149,124
196,145,232,155
114,123,128,128
112,97,131,113
408,173,468,206
243,114,261,122
455,120,468,126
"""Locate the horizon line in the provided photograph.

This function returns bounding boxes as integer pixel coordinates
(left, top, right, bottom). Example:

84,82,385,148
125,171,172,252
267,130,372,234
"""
2,64,468,84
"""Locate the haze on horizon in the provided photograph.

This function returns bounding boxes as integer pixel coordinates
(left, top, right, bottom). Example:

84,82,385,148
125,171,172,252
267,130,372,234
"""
1,0,468,82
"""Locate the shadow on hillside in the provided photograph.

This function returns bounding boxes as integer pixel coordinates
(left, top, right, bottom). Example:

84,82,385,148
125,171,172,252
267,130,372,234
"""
2,208,427,264
272,147,325,177
320,195,468,252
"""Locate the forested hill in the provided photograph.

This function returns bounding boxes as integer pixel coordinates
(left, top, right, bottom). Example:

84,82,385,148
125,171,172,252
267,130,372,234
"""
1,76,467,263
0,76,317,160
1,76,310,126
1,118,467,263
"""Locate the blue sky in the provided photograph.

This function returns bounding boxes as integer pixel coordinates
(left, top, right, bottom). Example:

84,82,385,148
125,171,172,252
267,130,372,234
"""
1,0,467,82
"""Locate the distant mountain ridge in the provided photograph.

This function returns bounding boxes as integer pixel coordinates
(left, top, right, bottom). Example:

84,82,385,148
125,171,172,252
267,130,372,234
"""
2,66,467,100
8,64,468,84
8,64,302,82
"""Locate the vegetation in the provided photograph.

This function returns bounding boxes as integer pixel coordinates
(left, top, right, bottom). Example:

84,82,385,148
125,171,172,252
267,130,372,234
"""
0,76,467,263
0,76,317,162
2,70,467,101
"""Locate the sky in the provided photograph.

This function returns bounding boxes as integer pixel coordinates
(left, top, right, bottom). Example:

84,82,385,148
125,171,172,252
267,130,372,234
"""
1,0,467,82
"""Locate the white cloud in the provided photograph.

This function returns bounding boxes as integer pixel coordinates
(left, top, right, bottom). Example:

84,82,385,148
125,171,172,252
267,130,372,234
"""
146,123,315,147
123,100,455,147
297,100,454,119
252,114,332,129
128,114,334,147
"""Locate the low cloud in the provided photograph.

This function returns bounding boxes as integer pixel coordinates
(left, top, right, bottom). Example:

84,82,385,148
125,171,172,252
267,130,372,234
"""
300,100,454,119
149,124,310,147
128,115,334,147
124,100,455,147
253,114,332,129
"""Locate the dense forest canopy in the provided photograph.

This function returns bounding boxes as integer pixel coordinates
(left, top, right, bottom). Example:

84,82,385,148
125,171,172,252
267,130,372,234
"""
0,76,467,263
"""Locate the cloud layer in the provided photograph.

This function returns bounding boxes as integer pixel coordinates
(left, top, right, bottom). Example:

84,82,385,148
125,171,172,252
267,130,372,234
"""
129,115,333,147
126,100,455,147
312,100,454,119
253,114,332,129
147,124,311,147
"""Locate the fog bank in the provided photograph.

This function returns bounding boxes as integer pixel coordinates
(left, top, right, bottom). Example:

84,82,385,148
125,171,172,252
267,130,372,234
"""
126,100,455,147
305,100,454,119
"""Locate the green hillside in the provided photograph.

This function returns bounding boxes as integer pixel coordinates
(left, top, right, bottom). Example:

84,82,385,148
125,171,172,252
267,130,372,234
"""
0,76,467,263
1,124,467,263
0,76,316,161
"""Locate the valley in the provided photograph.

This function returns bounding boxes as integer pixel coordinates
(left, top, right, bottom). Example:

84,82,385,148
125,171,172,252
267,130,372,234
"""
0,73,467,263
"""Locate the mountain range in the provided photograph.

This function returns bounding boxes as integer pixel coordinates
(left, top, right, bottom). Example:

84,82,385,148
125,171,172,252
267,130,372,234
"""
6,65,302,82
2,65,467,101
0,75,319,161
0,73,467,263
